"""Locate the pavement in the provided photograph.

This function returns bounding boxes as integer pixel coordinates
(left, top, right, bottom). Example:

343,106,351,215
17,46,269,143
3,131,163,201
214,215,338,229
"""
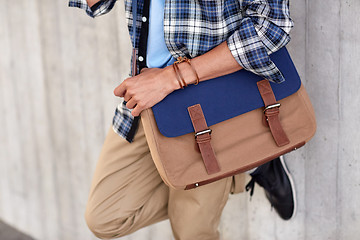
0,220,34,240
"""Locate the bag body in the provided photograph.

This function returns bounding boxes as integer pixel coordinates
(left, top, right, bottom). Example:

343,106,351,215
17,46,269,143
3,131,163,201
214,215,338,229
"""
140,48,316,190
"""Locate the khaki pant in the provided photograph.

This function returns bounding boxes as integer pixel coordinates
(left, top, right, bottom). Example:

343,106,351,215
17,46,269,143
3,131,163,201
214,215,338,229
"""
85,121,244,240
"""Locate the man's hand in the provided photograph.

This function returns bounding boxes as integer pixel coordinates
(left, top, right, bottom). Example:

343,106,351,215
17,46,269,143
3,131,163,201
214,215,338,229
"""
113,67,179,117
113,41,242,117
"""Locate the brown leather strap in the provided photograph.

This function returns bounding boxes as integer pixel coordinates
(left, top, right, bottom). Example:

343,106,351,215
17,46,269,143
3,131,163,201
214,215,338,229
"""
257,80,290,147
132,48,137,76
175,56,200,85
172,64,184,89
188,104,221,175
183,58,200,85
173,63,188,88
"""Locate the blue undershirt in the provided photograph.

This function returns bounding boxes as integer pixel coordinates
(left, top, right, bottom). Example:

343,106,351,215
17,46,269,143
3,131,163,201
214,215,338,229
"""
146,0,176,68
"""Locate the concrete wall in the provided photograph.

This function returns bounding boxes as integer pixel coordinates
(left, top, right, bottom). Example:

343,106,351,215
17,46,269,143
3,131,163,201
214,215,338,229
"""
0,0,359,239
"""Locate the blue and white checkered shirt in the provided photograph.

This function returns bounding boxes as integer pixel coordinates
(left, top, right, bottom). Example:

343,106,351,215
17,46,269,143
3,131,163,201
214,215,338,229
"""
69,0,293,142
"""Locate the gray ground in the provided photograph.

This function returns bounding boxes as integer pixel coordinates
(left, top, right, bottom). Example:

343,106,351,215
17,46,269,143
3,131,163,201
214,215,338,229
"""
0,220,34,240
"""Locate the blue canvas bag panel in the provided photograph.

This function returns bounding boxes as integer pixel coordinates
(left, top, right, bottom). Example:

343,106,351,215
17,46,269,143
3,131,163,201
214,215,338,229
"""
151,47,301,138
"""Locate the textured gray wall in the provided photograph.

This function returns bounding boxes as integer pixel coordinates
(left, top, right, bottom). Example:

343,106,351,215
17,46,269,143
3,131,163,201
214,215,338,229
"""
0,0,359,240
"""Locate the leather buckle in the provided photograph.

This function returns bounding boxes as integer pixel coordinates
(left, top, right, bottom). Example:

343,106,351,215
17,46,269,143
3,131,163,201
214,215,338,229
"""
194,129,212,138
264,103,281,113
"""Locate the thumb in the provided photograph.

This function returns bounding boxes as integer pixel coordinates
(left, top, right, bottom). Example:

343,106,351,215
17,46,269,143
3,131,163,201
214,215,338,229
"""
140,67,149,74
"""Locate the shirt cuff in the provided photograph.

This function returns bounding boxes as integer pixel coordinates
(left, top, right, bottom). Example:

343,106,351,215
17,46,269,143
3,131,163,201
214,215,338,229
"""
227,17,291,83
68,0,117,18
226,0,293,83
90,1,103,12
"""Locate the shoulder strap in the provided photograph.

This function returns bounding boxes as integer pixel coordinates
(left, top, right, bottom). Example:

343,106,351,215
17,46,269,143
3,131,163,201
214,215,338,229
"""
131,0,138,76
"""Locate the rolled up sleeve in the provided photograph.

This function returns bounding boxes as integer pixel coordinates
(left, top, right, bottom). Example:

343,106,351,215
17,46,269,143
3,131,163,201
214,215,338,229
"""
227,0,294,83
68,0,117,18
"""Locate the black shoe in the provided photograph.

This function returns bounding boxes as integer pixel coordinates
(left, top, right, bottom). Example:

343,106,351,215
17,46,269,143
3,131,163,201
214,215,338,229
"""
245,156,296,220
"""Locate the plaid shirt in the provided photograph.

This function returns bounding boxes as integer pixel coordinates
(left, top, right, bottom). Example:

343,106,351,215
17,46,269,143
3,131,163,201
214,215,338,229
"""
69,0,293,142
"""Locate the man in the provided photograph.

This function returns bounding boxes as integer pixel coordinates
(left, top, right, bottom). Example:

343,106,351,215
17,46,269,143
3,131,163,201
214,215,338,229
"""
69,0,296,239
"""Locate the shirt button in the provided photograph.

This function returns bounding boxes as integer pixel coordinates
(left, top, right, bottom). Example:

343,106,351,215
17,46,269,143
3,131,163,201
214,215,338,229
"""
138,56,144,62
142,16,147,22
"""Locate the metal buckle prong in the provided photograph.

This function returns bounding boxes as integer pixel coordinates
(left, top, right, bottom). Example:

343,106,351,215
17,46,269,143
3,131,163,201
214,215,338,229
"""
264,103,281,112
195,129,212,138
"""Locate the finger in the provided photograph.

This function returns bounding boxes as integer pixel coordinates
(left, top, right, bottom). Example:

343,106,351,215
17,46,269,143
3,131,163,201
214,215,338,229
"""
114,81,127,97
131,104,143,117
123,92,132,102
140,67,149,73
125,98,137,109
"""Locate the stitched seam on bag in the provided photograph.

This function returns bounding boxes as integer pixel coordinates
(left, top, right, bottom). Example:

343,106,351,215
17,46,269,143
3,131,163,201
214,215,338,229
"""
187,142,305,189
147,109,180,188
146,110,174,187
297,86,317,140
